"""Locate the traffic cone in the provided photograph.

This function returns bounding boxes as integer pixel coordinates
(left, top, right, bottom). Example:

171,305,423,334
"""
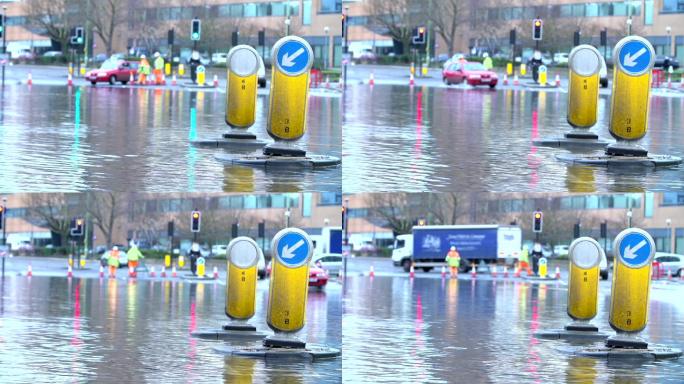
668,269,673,280
470,264,477,278
161,74,167,85
514,265,521,278
27,264,33,277
213,75,219,87
555,266,561,279
491,265,498,278
129,266,134,277
27,73,33,86
325,76,330,88
555,74,561,87
441,265,446,278
67,73,73,87
161,266,167,278
503,265,509,278
172,75,177,86
99,265,104,278
409,265,415,279
369,72,375,86
213,266,219,279
513,74,519,86
369,265,375,278
67,265,73,278
503,73,508,85
149,266,156,277
667,74,672,88
409,73,415,86
172,266,177,278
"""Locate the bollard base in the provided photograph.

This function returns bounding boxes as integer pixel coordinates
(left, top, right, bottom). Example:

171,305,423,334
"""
523,275,559,281
213,344,341,360
181,82,216,89
565,322,599,332
535,329,610,340
570,344,682,360
534,130,612,148
214,153,341,168
263,144,307,157
191,136,269,148
605,334,648,349
181,274,218,282
191,327,268,341
224,323,257,332
556,153,683,167
605,143,649,157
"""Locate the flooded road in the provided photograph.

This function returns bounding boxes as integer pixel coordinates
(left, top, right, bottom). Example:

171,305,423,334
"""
342,276,684,383
342,85,684,193
0,276,341,383
0,85,341,193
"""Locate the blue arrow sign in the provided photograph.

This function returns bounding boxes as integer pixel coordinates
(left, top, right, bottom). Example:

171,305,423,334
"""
276,39,311,76
618,230,653,268
618,39,653,76
276,230,311,268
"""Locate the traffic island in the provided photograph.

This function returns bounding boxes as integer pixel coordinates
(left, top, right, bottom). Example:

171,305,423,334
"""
213,343,341,360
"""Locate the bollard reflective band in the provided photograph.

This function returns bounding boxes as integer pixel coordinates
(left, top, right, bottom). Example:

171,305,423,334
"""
267,227,313,333
225,45,260,128
609,36,655,141
567,237,602,321
225,237,260,320
609,228,655,333
267,36,314,141
567,45,601,128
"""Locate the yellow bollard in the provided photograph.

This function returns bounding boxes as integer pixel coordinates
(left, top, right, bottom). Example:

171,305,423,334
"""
80,258,86,268
197,66,206,86
538,257,548,278
68,63,74,75
164,62,171,76
567,237,602,321
609,36,655,141
506,62,513,76
178,255,185,268
567,45,601,128
267,228,314,333
267,36,314,142
197,257,206,277
225,237,260,320
178,64,185,76
410,63,415,76
538,65,547,85
68,257,74,267
520,63,527,76
225,45,260,128
80,66,86,76
609,228,655,333
164,254,171,268
421,66,428,76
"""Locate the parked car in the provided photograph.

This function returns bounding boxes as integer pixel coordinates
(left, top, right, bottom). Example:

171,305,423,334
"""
553,244,569,257
654,55,680,70
13,50,35,61
212,244,228,257
85,59,137,85
212,52,228,65
654,252,684,277
553,52,569,64
42,51,63,58
442,61,498,88
311,253,343,276
0,245,12,258
356,49,377,64
17,241,34,253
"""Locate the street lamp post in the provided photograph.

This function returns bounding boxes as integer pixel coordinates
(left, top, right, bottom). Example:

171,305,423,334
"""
343,198,349,281
626,17,633,36
2,6,7,88
343,6,349,91
627,209,633,228
324,26,330,70
666,218,672,253
1,197,6,278
284,18,291,36
284,208,291,228
666,26,673,58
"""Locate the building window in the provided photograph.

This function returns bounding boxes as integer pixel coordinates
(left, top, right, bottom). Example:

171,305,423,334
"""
244,3,257,17
303,0,312,25
662,0,684,13
302,194,312,217
231,4,244,17
662,192,684,206
586,3,599,17
319,192,342,206
644,192,654,217
319,0,341,13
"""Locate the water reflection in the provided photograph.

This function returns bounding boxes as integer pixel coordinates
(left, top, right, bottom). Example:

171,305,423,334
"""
0,85,340,192
343,85,684,192
0,276,341,382
343,276,684,383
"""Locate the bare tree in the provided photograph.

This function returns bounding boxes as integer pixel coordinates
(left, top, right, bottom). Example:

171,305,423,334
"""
427,0,466,57
88,0,127,56
23,0,84,55
23,194,81,246
365,0,426,54
87,192,127,248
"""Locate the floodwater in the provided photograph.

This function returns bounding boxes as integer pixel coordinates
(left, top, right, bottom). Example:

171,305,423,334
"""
343,276,684,383
342,85,684,193
0,276,341,383
0,85,341,193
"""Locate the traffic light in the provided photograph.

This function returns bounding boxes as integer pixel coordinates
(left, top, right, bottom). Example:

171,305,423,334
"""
231,31,239,47
0,206,4,230
168,29,175,46
509,29,516,46
341,14,346,39
191,18,201,41
258,221,265,238
72,217,84,236
532,19,543,41
258,30,265,46
191,210,201,232
533,211,543,233
573,30,581,47
600,221,607,238
341,206,347,230
167,221,174,237
231,223,239,238
0,14,4,39
573,222,581,239
413,26,426,45
600,29,607,46
417,219,427,226
75,27,84,45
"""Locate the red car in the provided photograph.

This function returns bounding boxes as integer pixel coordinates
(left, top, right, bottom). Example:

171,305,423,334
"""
86,59,137,85
265,262,329,288
442,61,498,88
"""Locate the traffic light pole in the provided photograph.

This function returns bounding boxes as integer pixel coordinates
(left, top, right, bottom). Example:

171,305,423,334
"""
1,201,6,278
2,9,7,88
343,7,349,91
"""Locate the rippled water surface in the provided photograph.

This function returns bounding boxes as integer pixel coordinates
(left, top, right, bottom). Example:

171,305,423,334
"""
343,276,684,383
0,85,341,193
342,85,684,193
0,276,341,383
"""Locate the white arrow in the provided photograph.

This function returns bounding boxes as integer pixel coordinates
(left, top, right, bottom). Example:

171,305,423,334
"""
623,239,647,260
281,239,305,260
623,48,647,68
281,48,305,68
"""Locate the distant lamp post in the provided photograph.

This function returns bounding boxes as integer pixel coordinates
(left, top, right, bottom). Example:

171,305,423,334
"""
666,218,672,253
666,26,673,57
626,17,633,36
285,208,291,228
626,209,633,228
324,26,330,69
324,218,330,227
284,18,291,36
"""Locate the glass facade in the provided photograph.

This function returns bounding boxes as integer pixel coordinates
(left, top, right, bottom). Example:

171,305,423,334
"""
662,0,684,13
662,193,684,206
137,2,301,22
475,1,642,22
319,0,342,13
319,192,343,206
